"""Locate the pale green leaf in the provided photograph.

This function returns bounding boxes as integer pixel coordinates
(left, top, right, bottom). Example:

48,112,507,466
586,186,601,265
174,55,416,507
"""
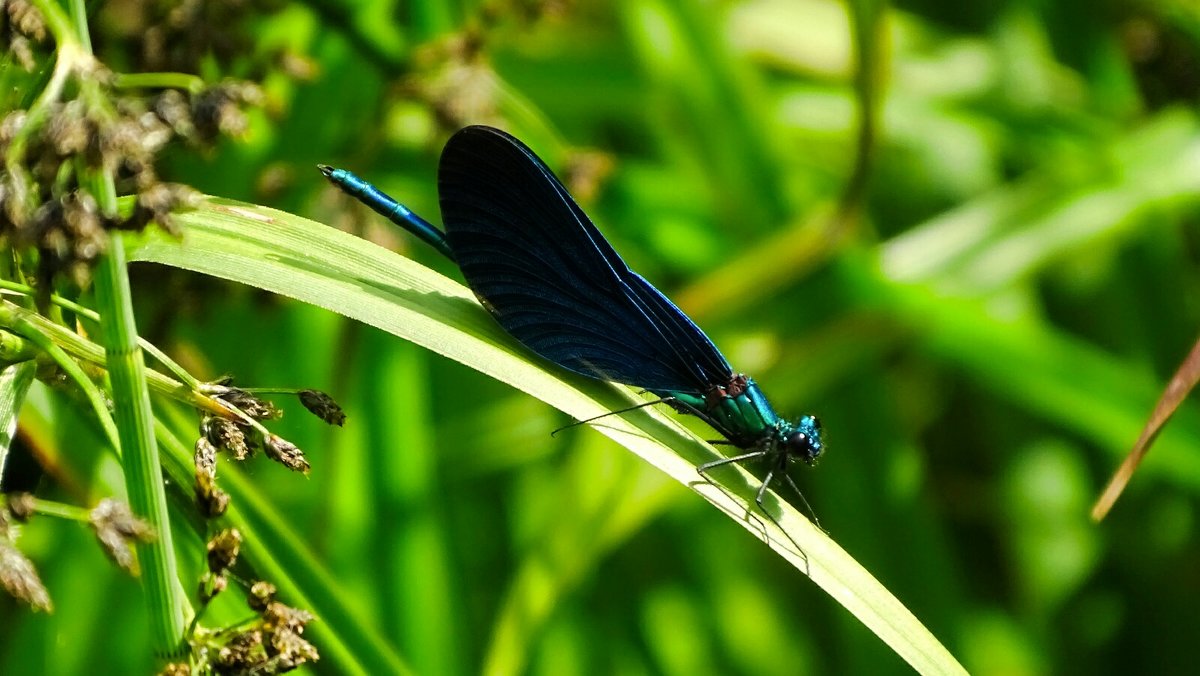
128,198,965,675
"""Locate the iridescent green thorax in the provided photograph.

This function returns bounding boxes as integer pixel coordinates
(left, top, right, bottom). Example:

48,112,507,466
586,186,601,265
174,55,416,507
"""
659,377,823,463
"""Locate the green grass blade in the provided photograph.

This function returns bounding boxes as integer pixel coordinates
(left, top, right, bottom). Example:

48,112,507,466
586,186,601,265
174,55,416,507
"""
127,198,966,675
0,361,36,477
94,238,190,658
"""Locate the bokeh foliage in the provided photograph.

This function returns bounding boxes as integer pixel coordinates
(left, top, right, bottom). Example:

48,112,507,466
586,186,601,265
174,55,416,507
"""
3,0,1200,674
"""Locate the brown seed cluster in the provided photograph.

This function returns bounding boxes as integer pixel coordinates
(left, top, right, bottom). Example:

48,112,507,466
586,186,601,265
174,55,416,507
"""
194,437,230,518
192,382,346,491
0,494,155,611
123,0,289,77
197,386,309,472
89,498,156,576
2,0,48,69
0,498,51,612
297,389,346,426
0,86,216,296
0,46,261,299
198,534,319,674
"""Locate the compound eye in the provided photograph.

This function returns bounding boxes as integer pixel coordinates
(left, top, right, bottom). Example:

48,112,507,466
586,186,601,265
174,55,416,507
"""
786,431,820,463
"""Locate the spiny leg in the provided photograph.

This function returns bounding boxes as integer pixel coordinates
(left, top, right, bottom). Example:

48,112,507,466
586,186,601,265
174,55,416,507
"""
781,471,825,534
753,460,811,571
696,451,772,542
754,467,776,510
697,451,808,563
696,450,770,475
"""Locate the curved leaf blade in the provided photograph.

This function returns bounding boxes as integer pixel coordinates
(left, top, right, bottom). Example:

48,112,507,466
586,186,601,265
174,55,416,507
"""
128,198,966,675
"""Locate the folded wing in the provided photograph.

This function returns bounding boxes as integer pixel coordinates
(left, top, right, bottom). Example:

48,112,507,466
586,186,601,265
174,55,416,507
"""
438,125,733,394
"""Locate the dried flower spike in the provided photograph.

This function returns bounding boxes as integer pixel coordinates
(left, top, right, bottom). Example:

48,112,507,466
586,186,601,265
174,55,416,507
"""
204,416,251,460
195,471,230,519
193,436,230,517
216,629,267,672
263,601,319,670
156,661,190,676
206,528,241,574
191,81,263,142
90,499,156,575
0,539,52,612
194,436,218,476
6,493,35,522
222,388,282,421
267,627,320,671
248,580,277,612
298,389,345,426
264,435,309,474
6,0,47,42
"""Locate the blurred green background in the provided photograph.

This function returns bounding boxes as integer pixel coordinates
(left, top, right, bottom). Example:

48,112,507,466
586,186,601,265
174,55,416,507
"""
5,0,1200,673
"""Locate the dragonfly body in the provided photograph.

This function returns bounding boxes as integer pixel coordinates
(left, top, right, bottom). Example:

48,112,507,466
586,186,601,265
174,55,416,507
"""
664,377,803,448
320,125,823,510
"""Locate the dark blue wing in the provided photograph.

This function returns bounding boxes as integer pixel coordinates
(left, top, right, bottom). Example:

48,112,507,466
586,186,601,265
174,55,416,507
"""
438,125,733,394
